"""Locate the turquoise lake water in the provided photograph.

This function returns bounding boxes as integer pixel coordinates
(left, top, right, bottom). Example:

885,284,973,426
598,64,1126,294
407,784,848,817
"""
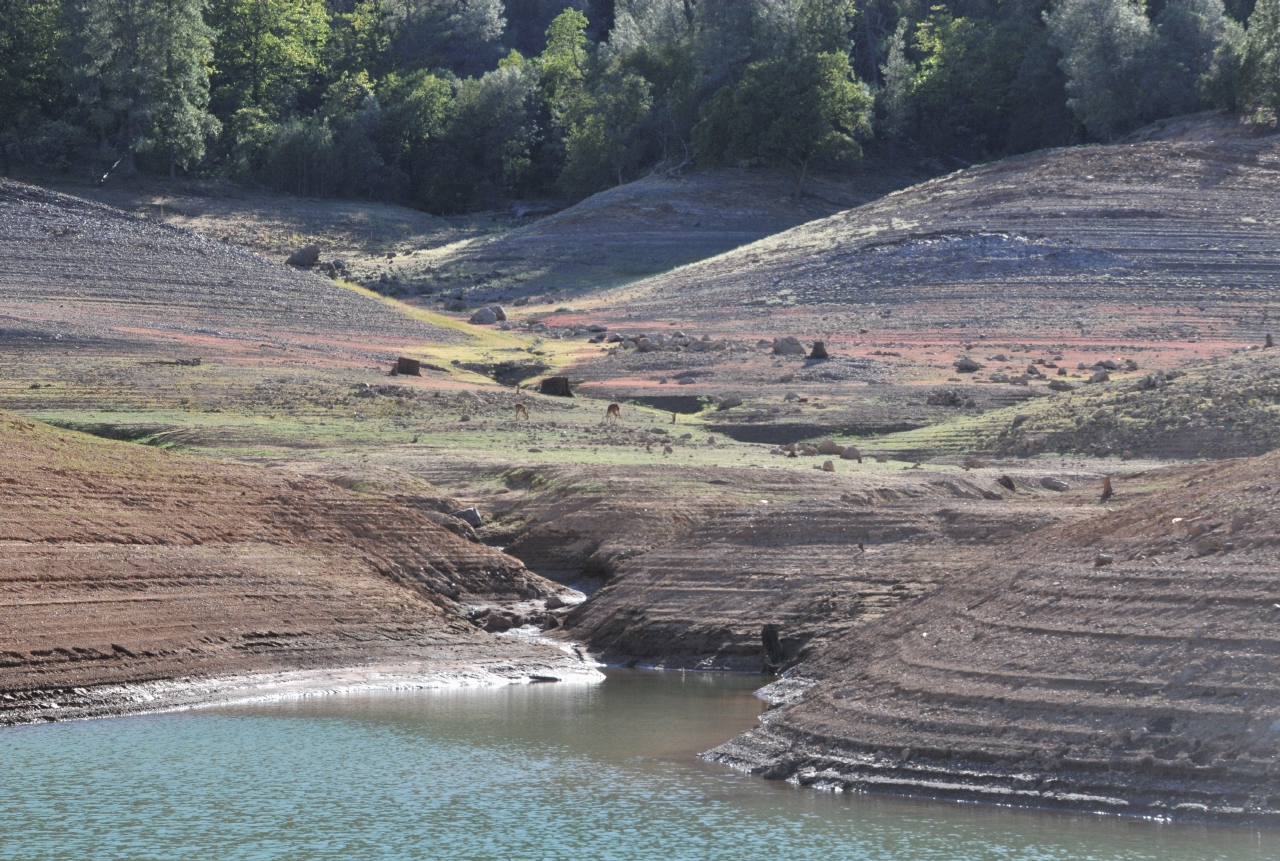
2,669,1277,860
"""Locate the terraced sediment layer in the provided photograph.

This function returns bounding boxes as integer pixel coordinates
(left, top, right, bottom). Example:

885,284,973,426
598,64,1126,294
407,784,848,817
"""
0,412,578,726
557,465,1106,670
707,454,1280,823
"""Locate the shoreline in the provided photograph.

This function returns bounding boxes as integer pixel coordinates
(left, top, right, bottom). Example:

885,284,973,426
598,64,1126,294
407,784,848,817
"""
1,655,605,729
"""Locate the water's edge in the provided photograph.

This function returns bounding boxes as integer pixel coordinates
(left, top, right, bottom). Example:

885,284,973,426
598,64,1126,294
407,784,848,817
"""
0,657,605,728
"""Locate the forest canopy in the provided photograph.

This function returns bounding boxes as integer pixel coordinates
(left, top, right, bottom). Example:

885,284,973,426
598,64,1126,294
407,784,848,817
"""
1,0,1275,211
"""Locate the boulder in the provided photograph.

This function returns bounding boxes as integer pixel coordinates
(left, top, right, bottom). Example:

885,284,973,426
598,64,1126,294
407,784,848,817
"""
483,614,513,633
1089,370,1111,384
545,595,566,611
1048,379,1075,392
716,396,744,410
772,336,806,355
469,307,499,325
840,446,862,462
955,357,984,373
396,356,421,376
1040,477,1070,492
452,507,484,527
488,305,507,322
817,439,843,455
996,475,1016,491
809,341,829,360
285,245,321,267
821,460,835,472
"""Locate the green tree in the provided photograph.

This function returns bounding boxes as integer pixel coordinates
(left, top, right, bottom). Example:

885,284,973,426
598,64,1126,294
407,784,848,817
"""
561,70,653,194
76,0,217,174
694,50,873,196
1238,0,1280,118
149,0,220,177
207,0,329,119
879,19,915,162
0,0,66,173
1045,0,1154,140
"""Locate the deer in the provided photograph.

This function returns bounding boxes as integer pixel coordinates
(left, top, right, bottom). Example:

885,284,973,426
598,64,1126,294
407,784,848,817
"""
514,402,530,420
605,403,621,423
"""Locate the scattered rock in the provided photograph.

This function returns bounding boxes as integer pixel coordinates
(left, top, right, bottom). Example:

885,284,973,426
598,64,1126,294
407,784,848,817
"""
717,396,744,411
955,357,984,373
1040,477,1070,491
1089,370,1111,384
840,446,862,463
545,595,566,610
817,439,843,455
997,475,1016,491
809,341,829,360
1094,553,1114,567
469,307,499,325
821,460,835,472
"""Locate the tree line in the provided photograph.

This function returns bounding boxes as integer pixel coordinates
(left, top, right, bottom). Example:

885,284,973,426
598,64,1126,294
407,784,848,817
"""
1,0,1277,211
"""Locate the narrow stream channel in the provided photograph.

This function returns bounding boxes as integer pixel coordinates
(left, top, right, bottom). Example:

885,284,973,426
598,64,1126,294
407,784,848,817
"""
3,669,1276,859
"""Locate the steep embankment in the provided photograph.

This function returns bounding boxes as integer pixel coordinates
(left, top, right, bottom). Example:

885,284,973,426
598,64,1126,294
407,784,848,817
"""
709,453,1280,823
0,412,574,725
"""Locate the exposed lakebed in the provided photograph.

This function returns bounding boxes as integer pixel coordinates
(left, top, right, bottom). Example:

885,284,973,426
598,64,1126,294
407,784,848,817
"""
2,669,1275,860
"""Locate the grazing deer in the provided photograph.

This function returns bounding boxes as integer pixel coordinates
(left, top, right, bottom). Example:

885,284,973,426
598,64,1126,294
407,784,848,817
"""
605,403,621,423
514,402,530,420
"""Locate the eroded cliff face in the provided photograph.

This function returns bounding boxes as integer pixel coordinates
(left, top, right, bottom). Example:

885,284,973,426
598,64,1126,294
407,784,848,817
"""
705,455,1280,823
0,413,571,721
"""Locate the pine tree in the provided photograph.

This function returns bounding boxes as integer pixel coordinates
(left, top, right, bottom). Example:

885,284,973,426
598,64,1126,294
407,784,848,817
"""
148,0,219,177
76,0,216,174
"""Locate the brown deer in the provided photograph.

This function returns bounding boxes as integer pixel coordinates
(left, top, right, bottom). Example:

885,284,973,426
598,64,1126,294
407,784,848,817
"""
605,403,621,423
514,402,530,420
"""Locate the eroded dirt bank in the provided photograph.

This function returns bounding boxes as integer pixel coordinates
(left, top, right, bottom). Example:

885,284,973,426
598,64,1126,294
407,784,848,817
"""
0,412,582,726
703,454,1280,824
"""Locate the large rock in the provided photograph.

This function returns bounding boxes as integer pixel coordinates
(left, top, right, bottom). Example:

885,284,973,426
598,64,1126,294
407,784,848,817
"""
469,307,498,325
817,439,843,455
285,245,321,267
772,336,806,355
540,376,573,397
452,507,484,527
954,357,984,373
809,341,829,360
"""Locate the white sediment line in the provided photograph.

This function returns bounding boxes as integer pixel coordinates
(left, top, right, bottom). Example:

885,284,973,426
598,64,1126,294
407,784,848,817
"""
4,657,605,727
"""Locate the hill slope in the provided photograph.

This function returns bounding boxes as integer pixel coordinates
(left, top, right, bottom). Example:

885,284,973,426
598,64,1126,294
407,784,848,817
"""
0,179,461,366
599,119,1280,353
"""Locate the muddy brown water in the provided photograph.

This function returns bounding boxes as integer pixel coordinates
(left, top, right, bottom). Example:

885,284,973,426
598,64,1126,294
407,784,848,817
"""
1,669,1275,859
